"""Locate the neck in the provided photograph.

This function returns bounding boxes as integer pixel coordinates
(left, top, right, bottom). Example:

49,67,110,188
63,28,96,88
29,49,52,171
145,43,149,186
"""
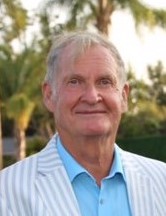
59,133,115,185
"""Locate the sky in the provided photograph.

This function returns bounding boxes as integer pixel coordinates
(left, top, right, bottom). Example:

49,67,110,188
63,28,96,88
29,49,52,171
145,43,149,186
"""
21,0,166,80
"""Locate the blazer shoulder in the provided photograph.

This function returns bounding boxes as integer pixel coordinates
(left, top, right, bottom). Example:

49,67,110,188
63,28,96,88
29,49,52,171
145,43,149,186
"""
0,134,59,179
120,148,166,179
0,153,38,179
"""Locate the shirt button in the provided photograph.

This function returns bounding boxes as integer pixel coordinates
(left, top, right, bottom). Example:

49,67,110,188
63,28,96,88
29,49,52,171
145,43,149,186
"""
99,199,104,205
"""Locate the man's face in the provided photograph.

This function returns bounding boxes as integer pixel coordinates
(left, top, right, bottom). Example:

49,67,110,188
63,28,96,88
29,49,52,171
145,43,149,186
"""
43,45,129,140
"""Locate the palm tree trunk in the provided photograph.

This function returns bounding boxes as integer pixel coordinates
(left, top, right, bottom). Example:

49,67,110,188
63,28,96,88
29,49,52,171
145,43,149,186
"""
97,0,114,35
16,129,26,161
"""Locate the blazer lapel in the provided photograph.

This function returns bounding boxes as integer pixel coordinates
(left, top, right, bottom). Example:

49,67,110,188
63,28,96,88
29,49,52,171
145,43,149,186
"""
120,150,156,216
35,135,81,216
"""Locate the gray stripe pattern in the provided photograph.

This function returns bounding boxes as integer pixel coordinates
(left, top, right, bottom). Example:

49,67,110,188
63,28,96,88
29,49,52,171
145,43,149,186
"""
0,137,166,215
120,149,166,216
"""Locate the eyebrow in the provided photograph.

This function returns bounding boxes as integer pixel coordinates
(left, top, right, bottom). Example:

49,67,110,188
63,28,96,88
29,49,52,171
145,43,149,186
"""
63,73,84,80
62,67,118,81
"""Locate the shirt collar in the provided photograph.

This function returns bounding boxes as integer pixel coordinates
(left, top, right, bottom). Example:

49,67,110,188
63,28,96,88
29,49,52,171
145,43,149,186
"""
108,145,125,179
57,136,87,182
57,136,125,182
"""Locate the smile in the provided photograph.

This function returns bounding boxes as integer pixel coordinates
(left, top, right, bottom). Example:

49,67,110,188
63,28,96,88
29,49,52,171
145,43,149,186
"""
75,110,106,114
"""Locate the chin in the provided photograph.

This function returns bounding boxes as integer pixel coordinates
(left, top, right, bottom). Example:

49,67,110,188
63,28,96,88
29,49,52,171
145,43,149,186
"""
80,127,110,137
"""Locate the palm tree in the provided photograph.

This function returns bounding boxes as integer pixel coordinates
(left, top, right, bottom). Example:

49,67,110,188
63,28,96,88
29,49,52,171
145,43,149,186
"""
0,0,28,161
0,0,50,162
6,94,35,160
0,45,44,160
43,0,166,35
0,0,27,42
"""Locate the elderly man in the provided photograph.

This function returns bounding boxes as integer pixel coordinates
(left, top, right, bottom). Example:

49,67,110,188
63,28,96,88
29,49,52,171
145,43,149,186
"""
0,31,166,216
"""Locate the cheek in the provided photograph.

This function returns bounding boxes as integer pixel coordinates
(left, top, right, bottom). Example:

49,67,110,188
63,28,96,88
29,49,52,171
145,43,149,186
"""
106,92,122,109
55,90,78,111
64,84,82,98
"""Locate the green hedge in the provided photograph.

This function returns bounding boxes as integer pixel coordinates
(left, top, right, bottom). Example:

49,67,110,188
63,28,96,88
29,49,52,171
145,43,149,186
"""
3,155,16,168
3,135,166,169
117,135,166,162
26,135,166,162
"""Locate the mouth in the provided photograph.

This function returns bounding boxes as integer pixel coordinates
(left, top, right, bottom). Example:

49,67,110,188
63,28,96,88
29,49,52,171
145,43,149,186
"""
75,110,106,115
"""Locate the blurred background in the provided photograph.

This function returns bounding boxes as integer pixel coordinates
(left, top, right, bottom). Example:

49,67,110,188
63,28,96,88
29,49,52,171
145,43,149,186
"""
0,0,166,169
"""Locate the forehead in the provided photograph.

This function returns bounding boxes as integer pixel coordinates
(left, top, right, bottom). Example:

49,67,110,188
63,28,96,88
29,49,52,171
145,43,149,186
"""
77,45,115,65
55,45,119,87
60,44,117,71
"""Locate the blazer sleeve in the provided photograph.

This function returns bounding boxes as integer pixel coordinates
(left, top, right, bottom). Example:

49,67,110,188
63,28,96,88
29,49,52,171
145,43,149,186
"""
0,195,14,216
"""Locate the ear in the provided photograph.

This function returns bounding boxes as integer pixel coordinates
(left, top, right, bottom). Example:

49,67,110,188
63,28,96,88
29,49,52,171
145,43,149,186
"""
42,82,56,113
121,83,130,113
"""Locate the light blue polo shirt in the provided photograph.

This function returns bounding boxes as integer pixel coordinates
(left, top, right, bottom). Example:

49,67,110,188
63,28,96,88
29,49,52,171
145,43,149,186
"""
57,137,131,216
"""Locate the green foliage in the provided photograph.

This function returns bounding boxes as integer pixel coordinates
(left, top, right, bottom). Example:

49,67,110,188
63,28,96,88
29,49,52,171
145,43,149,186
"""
0,0,48,160
0,46,44,128
42,0,166,34
119,112,160,138
6,94,35,130
147,61,166,105
2,155,16,168
26,136,47,156
119,62,166,138
118,135,166,162
124,0,166,28
0,0,28,42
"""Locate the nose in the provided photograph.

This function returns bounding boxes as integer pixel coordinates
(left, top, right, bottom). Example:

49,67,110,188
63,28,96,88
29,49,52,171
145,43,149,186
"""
81,85,102,104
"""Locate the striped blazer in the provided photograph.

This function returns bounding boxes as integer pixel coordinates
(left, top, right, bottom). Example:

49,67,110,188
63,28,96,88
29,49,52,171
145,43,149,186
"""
0,134,166,216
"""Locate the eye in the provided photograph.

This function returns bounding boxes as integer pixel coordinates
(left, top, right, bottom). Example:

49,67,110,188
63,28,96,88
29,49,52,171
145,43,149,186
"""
68,78,81,86
99,78,112,86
